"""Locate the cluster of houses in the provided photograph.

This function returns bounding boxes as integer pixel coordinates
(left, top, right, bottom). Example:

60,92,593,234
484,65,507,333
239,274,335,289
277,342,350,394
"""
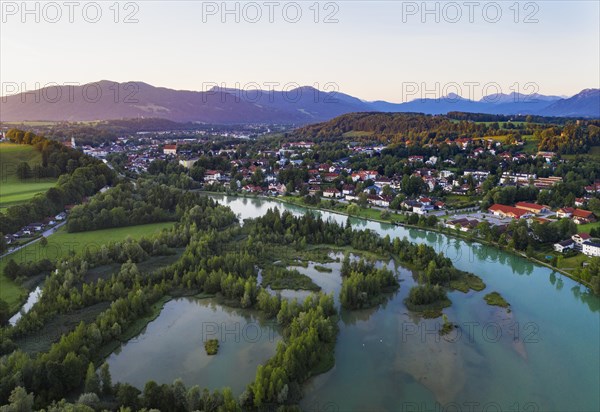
487,202,597,225
554,233,600,258
3,212,67,247
482,201,600,257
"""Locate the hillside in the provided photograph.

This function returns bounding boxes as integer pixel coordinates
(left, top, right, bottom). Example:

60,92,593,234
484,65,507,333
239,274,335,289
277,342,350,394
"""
0,143,57,211
0,81,370,124
1,81,597,124
290,112,600,148
539,89,600,118
291,112,507,144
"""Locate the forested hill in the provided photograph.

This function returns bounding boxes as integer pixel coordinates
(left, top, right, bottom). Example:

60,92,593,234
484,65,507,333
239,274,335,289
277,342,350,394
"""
290,112,600,147
292,113,462,143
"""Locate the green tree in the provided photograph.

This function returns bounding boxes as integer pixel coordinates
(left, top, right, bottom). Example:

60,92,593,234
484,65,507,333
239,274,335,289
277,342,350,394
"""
99,362,113,395
357,193,368,207
0,299,10,326
346,204,360,216
84,362,100,394
382,185,393,197
588,198,600,214
0,233,7,254
116,383,141,410
77,393,100,409
3,386,34,412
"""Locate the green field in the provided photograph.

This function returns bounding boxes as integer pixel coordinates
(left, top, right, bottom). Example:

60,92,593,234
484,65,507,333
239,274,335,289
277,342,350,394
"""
556,253,590,270
577,221,600,234
521,135,540,153
0,143,57,210
474,134,539,153
0,222,176,311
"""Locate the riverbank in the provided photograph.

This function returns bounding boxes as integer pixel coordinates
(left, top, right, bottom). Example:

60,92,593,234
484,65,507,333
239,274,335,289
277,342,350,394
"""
203,191,595,293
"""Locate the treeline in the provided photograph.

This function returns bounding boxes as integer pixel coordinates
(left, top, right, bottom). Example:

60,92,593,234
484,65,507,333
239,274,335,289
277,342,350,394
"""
3,259,53,283
340,257,398,309
249,209,471,312
0,201,337,410
446,111,572,124
66,182,226,232
0,130,115,235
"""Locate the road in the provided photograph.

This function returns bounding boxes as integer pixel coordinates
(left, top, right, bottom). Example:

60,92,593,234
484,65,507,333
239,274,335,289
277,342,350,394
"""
1,221,67,259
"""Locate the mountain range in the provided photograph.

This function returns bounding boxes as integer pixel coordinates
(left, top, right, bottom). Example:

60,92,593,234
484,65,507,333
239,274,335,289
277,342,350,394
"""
0,80,598,124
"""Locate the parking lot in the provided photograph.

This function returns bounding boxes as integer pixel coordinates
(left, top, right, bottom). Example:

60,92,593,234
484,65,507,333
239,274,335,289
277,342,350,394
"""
445,211,514,227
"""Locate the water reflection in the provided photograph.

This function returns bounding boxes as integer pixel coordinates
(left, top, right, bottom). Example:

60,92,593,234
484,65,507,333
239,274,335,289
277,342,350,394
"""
9,286,42,326
210,194,600,411
571,285,600,312
106,297,281,394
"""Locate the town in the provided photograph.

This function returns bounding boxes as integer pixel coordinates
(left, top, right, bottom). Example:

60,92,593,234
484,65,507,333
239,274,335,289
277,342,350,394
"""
72,130,600,263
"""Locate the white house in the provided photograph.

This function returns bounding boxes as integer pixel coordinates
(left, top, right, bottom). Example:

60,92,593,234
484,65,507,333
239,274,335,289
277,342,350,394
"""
554,239,575,253
572,233,592,250
414,204,435,214
163,144,177,155
204,170,221,182
582,241,600,257
323,188,342,198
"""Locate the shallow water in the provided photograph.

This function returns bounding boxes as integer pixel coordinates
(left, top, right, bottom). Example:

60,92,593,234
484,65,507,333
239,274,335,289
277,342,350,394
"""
9,286,42,326
106,297,281,394
213,194,600,412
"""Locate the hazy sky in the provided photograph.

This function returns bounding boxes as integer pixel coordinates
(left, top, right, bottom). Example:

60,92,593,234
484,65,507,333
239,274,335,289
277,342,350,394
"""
1,1,598,102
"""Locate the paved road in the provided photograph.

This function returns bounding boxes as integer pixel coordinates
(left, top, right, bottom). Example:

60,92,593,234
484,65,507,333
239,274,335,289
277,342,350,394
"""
1,221,66,259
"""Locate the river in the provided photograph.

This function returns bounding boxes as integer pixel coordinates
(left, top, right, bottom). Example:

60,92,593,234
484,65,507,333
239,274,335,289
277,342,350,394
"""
212,194,600,412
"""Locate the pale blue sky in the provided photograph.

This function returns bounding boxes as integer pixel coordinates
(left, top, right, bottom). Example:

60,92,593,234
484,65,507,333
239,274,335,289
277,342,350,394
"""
1,1,598,101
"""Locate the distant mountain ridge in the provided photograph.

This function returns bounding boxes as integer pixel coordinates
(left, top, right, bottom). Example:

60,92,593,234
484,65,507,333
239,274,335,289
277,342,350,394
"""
0,80,597,123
